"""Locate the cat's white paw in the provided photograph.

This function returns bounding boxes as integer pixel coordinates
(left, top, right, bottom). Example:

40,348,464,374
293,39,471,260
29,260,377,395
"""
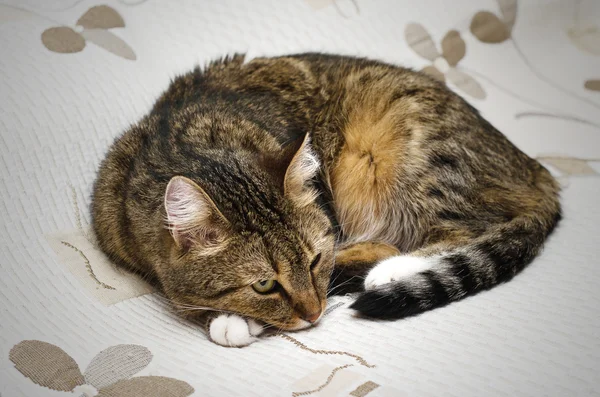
209,314,263,347
364,255,440,290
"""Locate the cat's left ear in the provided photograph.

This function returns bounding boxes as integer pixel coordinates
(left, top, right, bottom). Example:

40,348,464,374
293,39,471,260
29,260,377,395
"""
283,134,320,207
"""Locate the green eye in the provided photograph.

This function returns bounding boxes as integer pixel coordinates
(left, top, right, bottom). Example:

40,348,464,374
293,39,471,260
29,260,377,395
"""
252,279,277,294
310,253,322,270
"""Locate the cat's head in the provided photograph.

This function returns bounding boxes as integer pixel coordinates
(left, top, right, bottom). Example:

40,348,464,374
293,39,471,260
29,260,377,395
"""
160,135,335,330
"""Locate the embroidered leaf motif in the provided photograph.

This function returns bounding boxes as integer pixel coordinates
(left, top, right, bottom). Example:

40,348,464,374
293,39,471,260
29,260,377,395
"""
568,24,600,56
77,5,125,29
441,30,465,66
421,66,445,83
80,29,136,60
496,0,517,31
84,345,152,389
539,157,597,176
584,79,600,91
41,27,85,54
446,68,486,99
405,23,439,61
9,340,84,392
470,11,511,43
96,376,194,397
350,381,380,397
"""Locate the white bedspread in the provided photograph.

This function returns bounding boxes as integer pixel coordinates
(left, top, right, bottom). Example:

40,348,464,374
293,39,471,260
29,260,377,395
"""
1,0,599,396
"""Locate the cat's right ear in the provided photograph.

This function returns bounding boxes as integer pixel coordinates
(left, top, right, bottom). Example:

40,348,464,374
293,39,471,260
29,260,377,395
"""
164,176,230,251
259,134,320,207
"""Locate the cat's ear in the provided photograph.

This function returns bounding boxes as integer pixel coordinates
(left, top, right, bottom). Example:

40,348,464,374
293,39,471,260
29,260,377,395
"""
164,176,230,250
283,134,320,207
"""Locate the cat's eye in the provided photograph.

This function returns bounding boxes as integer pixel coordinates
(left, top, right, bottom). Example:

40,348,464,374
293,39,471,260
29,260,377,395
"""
310,253,322,270
252,279,277,294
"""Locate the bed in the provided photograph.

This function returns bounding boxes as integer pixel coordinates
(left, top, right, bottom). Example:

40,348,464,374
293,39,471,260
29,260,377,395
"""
1,0,599,395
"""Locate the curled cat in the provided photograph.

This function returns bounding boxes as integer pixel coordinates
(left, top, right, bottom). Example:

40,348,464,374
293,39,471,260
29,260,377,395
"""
92,53,560,347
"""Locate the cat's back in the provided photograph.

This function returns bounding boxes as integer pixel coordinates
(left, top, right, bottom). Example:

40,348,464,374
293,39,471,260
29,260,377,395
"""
286,53,558,249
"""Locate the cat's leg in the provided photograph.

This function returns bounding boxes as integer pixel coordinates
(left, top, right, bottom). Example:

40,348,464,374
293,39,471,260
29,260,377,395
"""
355,238,472,319
353,202,560,320
203,312,264,347
363,234,482,291
330,241,400,295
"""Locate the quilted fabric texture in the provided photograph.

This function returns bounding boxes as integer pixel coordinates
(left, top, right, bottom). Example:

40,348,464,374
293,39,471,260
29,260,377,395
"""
1,0,599,396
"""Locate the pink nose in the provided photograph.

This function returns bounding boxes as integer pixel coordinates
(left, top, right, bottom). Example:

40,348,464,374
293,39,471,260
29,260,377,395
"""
303,311,321,324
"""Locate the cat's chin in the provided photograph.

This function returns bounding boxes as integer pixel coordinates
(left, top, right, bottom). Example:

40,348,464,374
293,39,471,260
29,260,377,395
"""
286,320,313,331
279,318,320,331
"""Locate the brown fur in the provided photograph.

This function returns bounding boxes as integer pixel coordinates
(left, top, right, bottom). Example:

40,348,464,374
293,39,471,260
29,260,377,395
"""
92,53,561,328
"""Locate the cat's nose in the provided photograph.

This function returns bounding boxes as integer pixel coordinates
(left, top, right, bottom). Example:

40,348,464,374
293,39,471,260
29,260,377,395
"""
302,310,322,324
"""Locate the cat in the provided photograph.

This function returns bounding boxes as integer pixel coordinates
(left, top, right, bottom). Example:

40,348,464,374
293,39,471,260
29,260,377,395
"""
92,53,561,347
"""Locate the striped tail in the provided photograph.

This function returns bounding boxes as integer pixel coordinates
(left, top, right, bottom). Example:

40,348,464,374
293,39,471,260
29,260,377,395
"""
350,211,562,319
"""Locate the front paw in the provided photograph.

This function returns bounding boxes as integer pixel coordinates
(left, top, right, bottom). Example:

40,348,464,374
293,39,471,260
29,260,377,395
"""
209,314,263,347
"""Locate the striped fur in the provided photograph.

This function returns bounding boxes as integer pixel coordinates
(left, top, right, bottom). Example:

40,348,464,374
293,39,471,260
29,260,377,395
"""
92,53,561,340
352,211,561,318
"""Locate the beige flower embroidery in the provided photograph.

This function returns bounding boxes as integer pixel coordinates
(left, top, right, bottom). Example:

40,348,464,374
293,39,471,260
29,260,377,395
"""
405,23,485,99
470,0,516,44
585,79,600,92
568,23,600,56
9,340,194,396
567,0,600,57
537,156,598,177
467,0,600,120
41,5,136,60
568,3,600,92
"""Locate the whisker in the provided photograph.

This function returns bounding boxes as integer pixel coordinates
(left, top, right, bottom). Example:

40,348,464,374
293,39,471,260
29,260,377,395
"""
274,325,285,335
328,268,345,287
150,291,289,335
328,276,360,291
327,275,364,295
259,323,279,332
151,294,239,316
176,307,232,315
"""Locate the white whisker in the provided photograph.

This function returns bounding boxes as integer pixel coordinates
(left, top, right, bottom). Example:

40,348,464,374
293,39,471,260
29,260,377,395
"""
327,275,364,295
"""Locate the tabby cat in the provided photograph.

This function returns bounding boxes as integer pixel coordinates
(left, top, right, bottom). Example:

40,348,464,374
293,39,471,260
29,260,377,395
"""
92,53,560,347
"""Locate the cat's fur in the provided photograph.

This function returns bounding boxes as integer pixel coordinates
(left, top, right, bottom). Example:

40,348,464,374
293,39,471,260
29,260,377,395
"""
92,53,561,346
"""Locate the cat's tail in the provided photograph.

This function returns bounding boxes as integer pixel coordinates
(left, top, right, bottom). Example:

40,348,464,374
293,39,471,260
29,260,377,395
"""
350,208,562,319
